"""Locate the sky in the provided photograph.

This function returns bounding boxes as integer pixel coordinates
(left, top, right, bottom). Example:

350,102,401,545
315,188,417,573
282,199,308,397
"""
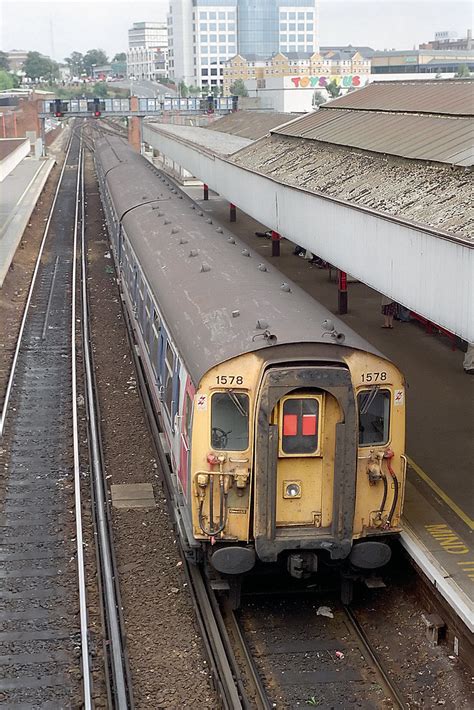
0,0,472,61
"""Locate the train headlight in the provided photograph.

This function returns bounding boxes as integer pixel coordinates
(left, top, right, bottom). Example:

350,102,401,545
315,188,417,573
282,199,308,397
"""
283,481,302,499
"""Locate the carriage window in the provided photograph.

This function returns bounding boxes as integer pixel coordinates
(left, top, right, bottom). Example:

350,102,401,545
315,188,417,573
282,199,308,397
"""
211,392,249,451
281,398,319,454
164,342,175,415
358,389,390,445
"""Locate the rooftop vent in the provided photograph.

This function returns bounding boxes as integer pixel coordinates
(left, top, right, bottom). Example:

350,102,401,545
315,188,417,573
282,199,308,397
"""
216,227,224,234
280,283,291,293
206,218,213,224
171,227,180,234
242,249,251,257
189,249,199,257
228,237,236,244
201,263,211,272
258,264,268,272
321,318,346,344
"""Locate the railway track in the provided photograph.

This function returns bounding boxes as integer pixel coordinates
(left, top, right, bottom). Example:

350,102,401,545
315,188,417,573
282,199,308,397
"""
0,127,131,708
229,588,408,709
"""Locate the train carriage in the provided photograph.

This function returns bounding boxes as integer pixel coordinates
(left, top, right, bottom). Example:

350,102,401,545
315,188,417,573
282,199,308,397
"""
95,135,406,603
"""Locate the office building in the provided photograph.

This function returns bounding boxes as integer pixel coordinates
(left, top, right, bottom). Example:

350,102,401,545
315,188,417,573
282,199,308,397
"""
128,22,168,50
127,21,169,80
167,0,319,90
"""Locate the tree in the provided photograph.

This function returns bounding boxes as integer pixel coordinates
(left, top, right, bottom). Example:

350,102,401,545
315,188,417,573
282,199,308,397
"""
64,51,84,77
0,69,14,90
0,51,9,71
91,82,108,97
229,78,248,97
23,51,59,82
326,79,342,99
178,80,189,97
188,85,202,95
455,64,471,78
113,52,126,62
83,49,108,75
312,91,326,107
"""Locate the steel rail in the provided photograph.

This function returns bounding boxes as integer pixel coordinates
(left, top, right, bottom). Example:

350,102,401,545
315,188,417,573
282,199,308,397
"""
71,143,93,710
121,295,246,710
221,605,272,710
80,138,130,709
0,134,74,437
344,605,408,710
185,563,245,710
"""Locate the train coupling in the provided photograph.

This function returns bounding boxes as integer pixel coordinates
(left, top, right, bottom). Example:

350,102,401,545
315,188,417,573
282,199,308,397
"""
287,551,318,579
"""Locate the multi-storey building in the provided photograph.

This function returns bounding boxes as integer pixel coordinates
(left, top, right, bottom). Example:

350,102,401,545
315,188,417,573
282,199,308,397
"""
167,0,319,91
223,47,369,94
128,22,168,49
168,0,195,85
6,49,29,73
127,21,169,80
127,48,168,80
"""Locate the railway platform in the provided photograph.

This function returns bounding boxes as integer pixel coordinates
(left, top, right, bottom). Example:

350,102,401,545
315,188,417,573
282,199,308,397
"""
0,154,55,286
182,185,474,632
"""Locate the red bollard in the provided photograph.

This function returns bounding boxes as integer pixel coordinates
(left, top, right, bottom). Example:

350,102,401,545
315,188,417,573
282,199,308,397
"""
229,203,236,222
338,270,348,315
203,183,209,200
271,231,281,257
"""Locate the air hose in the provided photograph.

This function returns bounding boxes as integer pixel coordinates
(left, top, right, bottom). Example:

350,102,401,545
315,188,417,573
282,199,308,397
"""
383,449,399,529
198,476,229,537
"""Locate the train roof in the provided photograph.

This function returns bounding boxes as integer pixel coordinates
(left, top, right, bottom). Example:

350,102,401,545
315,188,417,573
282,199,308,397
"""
96,135,383,384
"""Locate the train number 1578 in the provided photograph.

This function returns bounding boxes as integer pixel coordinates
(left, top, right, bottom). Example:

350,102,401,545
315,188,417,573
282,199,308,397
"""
361,372,387,383
216,375,244,385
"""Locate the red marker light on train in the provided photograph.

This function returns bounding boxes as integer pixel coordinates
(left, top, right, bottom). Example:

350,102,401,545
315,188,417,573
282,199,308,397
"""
94,111,101,117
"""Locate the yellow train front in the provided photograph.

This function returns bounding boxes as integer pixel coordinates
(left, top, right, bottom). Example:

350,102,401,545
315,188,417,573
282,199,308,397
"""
94,135,406,605
191,342,405,596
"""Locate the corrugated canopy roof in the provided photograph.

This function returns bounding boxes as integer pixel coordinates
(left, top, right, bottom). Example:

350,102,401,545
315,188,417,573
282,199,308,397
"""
272,108,474,166
230,134,473,241
207,111,297,140
321,80,474,116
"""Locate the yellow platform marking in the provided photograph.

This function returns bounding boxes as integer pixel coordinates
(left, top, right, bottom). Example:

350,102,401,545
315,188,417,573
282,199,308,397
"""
408,456,474,531
458,560,474,581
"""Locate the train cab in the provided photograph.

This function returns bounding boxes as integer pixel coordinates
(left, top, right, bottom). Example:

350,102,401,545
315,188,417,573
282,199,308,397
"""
190,346,406,584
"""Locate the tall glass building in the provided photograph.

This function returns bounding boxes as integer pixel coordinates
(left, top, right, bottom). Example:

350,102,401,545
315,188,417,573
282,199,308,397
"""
238,0,318,58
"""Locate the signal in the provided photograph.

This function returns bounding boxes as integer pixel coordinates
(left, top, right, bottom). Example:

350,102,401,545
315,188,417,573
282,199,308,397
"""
87,98,105,117
51,98,65,118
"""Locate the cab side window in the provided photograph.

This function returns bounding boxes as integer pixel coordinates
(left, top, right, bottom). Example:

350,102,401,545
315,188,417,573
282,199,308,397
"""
358,389,390,445
211,392,249,451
